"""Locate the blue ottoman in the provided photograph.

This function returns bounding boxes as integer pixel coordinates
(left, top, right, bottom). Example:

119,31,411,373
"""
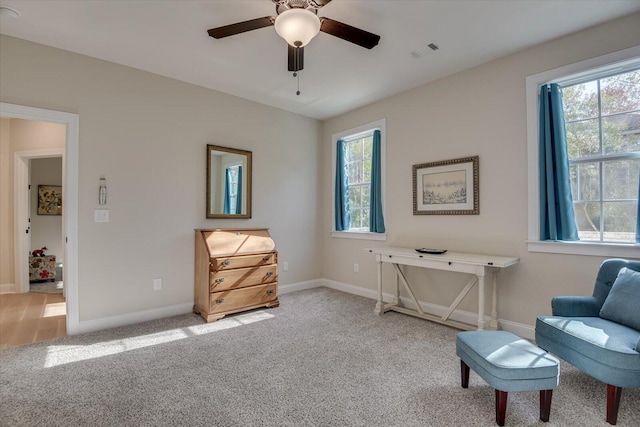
456,331,559,426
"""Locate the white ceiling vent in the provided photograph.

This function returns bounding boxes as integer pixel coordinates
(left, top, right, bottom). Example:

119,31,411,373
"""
411,42,440,58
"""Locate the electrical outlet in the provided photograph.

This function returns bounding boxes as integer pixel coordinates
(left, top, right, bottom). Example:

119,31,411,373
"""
354,263,359,273
153,278,162,291
283,262,289,271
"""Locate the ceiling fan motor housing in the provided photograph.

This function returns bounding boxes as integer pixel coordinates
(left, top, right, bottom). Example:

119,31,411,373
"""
274,0,322,15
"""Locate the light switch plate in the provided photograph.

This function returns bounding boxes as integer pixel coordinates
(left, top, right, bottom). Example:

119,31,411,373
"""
94,209,109,223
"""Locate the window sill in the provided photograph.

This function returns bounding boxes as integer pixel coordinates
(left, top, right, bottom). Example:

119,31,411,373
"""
527,240,640,258
331,231,387,241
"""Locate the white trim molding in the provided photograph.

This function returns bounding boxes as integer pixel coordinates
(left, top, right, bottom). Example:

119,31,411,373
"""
331,118,387,240
0,102,80,335
76,279,323,334
525,45,640,258
76,303,194,335
279,279,323,294
66,277,536,340
330,230,386,241
320,278,535,340
0,283,18,294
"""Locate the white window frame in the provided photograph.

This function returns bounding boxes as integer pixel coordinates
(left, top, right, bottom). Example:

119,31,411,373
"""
331,119,387,241
525,45,640,257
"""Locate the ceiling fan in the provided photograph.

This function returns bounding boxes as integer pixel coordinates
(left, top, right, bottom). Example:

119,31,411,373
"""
207,0,381,73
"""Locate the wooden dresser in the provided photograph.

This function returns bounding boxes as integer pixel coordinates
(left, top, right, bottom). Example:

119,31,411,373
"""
194,228,279,322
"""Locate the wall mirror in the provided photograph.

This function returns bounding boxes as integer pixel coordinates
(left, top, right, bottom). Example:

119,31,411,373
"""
207,144,252,218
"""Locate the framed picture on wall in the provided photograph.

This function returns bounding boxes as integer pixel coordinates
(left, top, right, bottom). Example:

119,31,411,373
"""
412,156,479,215
37,185,62,215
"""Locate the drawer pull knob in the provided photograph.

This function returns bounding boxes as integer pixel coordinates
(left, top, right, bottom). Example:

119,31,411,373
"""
266,272,274,277
215,278,225,284
266,290,275,295
222,260,230,267
262,256,271,262
215,299,224,304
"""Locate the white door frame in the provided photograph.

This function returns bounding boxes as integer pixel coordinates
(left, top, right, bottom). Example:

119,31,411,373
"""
1,102,80,335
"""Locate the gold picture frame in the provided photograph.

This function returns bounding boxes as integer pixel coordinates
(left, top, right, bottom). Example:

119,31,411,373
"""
412,156,479,215
37,185,62,215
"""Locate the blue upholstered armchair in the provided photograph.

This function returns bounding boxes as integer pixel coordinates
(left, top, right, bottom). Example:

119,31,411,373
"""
535,259,640,425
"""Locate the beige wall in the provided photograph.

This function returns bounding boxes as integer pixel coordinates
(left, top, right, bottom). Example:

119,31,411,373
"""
0,35,322,321
1,12,638,329
0,118,66,287
321,13,640,328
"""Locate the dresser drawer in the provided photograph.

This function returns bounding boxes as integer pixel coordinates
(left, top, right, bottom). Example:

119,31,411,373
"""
211,253,276,271
209,283,277,314
210,264,277,292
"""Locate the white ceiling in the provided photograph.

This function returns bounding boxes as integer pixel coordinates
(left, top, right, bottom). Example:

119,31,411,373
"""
1,1,639,120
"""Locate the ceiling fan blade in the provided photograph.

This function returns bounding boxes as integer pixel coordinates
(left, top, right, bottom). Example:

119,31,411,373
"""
288,45,304,72
320,18,380,49
208,17,274,39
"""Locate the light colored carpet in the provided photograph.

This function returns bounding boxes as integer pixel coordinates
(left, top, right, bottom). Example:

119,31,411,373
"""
29,280,63,294
0,288,638,426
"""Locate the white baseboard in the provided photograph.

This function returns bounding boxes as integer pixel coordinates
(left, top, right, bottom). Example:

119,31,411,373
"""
72,278,535,340
73,280,323,335
498,319,535,340
74,302,194,335
0,283,18,294
69,280,322,335
320,278,535,340
279,279,323,294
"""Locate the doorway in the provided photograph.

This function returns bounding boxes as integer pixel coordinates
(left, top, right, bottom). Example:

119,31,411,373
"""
29,156,64,296
0,102,79,340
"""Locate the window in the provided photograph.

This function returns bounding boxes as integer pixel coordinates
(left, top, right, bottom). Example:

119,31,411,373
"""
563,70,640,243
332,119,386,240
526,46,640,257
344,134,373,231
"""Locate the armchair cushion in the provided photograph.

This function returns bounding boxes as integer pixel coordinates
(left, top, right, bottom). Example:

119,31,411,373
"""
536,316,640,386
599,267,640,331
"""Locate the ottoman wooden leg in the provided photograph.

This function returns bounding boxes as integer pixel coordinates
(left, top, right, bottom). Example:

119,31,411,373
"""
495,389,508,426
461,360,470,388
540,389,553,422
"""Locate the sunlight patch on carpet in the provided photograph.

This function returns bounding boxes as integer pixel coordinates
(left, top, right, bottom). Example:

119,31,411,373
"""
44,310,274,368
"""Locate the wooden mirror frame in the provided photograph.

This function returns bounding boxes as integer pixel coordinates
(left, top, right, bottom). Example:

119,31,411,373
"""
206,144,252,219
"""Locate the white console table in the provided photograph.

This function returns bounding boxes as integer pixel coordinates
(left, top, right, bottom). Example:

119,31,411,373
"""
366,247,519,331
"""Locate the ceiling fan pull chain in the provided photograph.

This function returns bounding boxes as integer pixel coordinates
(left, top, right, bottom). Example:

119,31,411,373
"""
295,71,301,96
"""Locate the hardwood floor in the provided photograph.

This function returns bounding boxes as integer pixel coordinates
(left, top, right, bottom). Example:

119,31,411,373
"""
0,291,66,349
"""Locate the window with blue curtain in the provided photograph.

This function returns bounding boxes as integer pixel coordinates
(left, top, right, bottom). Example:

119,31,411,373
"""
370,130,385,233
334,125,385,234
539,67,640,244
538,83,579,241
334,139,350,231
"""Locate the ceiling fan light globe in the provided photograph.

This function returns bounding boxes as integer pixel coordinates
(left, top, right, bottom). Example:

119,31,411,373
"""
274,8,320,47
